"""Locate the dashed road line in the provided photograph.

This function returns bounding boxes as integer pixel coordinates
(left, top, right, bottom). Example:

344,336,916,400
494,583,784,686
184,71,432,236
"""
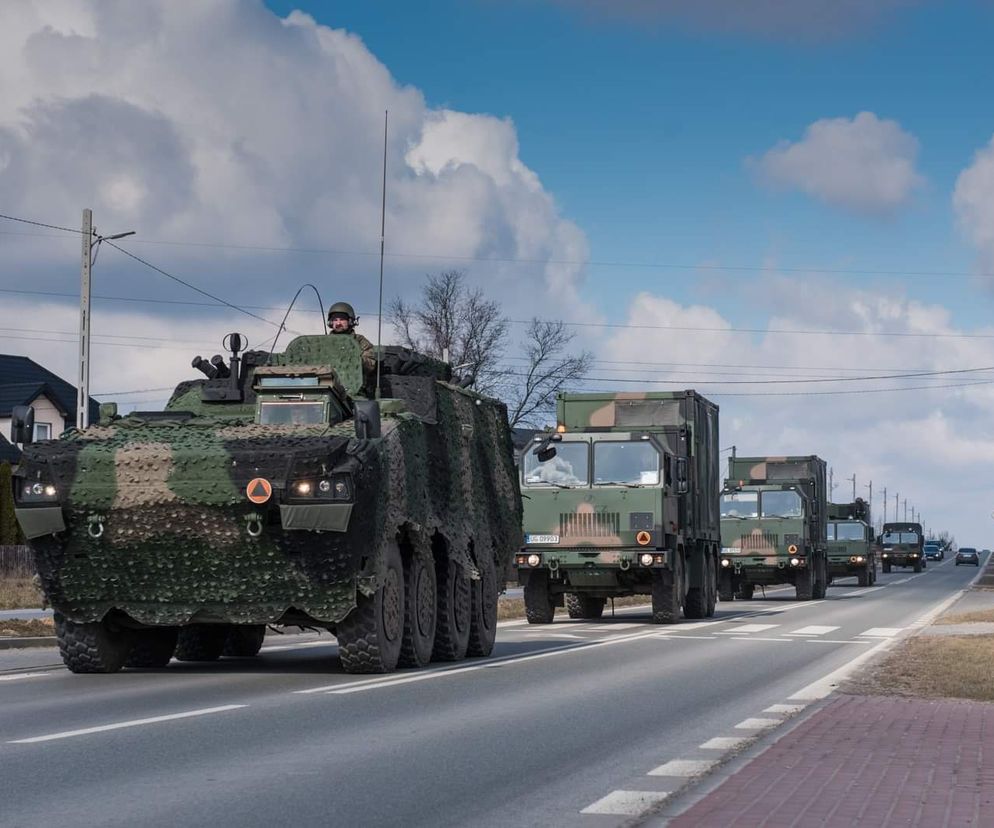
700,735,754,750
716,624,779,634
764,703,806,715
858,627,903,638
0,672,52,682
787,625,840,637
734,717,781,730
580,789,671,816
648,759,718,777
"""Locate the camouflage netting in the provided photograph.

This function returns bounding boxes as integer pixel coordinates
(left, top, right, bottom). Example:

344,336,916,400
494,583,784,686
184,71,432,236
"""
16,334,521,627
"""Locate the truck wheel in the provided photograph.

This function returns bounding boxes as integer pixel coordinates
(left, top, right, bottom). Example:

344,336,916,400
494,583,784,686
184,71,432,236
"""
857,569,869,587
56,613,132,674
718,570,735,602
652,557,682,623
882,561,891,573
738,583,755,600
399,552,437,667
913,559,922,573
467,556,498,658
338,542,406,673
684,555,708,620
174,624,229,662
524,570,556,624
705,554,717,617
432,557,471,661
126,627,179,668
223,625,266,658
795,566,814,600
565,593,605,620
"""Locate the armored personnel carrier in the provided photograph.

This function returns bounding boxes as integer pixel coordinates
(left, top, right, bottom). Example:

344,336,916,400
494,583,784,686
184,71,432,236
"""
11,333,521,674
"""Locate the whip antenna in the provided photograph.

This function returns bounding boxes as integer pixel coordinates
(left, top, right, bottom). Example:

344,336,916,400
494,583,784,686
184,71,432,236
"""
375,109,388,400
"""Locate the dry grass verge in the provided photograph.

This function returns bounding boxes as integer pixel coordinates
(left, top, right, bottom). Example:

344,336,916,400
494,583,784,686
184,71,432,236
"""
0,617,54,637
497,594,650,621
935,609,994,625
0,577,44,610
845,634,994,702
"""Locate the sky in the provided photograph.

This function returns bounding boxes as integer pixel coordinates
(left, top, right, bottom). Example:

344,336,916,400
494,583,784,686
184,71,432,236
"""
1,0,994,542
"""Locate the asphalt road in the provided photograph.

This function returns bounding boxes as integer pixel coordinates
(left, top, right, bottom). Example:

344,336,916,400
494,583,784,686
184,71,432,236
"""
0,557,981,828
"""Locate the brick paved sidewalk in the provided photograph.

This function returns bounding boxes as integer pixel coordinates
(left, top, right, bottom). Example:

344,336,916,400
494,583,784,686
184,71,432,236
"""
667,695,994,828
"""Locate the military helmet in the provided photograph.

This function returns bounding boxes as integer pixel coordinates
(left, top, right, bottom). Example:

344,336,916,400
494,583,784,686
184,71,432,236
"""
327,301,357,324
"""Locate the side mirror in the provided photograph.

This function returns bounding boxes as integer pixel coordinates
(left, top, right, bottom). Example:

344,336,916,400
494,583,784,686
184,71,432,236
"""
536,446,557,463
11,405,35,445
354,400,382,440
675,457,689,494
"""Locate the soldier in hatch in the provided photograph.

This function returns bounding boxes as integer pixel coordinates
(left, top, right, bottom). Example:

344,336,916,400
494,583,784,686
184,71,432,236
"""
327,301,376,376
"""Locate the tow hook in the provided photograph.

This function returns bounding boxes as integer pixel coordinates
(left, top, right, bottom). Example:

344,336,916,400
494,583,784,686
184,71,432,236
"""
245,512,264,538
619,557,632,571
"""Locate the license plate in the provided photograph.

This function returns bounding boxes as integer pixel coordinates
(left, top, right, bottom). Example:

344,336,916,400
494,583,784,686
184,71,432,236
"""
525,534,559,544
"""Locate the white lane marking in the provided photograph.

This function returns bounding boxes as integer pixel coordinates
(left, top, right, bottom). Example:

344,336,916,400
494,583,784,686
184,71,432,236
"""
725,637,792,643
806,639,874,645
887,577,914,585
858,627,903,638
700,736,754,750
734,717,781,730
764,703,806,715
9,704,247,744
788,636,896,701
514,632,587,640
716,624,779,634
852,586,886,595
648,759,718,777
651,633,716,641
787,626,840,637
0,672,52,682
580,790,670,816
584,623,643,631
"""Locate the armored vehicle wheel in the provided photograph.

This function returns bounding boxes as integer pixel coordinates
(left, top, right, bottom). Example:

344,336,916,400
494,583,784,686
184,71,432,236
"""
705,554,717,617
813,560,828,599
524,570,556,624
565,593,605,620
870,564,877,584
338,542,405,674
857,569,870,587
718,571,735,602
795,565,814,600
223,625,267,657
174,624,230,662
126,627,179,668
467,556,499,657
882,561,891,573
651,556,682,623
400,552,437,668
432,556,471,661
913,559,922,573
55,613,132,674
684,553,709,620
738,583,755,600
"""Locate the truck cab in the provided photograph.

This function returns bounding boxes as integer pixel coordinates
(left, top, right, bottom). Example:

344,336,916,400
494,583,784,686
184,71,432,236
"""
826,500,876,587
879,522,925,573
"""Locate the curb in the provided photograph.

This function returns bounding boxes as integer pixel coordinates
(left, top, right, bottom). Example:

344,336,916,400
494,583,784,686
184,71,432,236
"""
0,636,56,650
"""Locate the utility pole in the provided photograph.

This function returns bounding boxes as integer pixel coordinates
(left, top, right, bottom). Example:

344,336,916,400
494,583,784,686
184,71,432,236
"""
903,499,907,521
76,209,134,429
895,492,899,522
829,467,834,497
882,487,887,523
865,480,873,521
848,474,856,501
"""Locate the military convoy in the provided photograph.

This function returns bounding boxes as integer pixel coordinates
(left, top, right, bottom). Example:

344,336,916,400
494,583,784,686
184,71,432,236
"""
827,499,877,587
879,522,926,573
11,332,521,674
515,391,720,624
718,456,828,601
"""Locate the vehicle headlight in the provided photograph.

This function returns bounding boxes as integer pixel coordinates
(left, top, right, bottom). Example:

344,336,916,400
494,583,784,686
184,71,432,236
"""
789,557,800,567
14,476,60,505
721,558,731,568
527,553,541,567
287,474,353,502
640,552,654,567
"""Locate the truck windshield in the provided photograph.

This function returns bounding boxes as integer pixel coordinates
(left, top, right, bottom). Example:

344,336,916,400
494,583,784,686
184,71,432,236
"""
831,522,864,541
721,492,758,518
259,400,325,425
761,490,802,519
882,532,920,545
523,442,589,487
593,441,660,485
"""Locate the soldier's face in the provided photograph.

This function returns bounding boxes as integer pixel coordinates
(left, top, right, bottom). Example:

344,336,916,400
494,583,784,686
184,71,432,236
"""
329,315,351,332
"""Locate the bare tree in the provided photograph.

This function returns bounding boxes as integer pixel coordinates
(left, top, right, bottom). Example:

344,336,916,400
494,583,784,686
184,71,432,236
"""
389,271,508,393
505,319,593,428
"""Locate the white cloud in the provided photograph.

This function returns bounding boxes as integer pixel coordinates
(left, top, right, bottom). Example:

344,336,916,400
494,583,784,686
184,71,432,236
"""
953,135,994,273
751,112,924,214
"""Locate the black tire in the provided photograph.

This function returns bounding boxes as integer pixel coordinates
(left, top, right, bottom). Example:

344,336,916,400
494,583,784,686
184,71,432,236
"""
883,561,892,573
337,542,405,674
813,559,828,599
432,556,471,661
738,583,755,600
704,553,717,617
795,565,814,600
523,570,556,624
718,568,735,602
565,593,606,620
223,625,266,657
126,627,179,668
174,624,229,662
467,555,499,657
652,555,682,623
399,551,437,668
55,613,132,674
913,559,922,573
857,569,869,587
684,552,708,620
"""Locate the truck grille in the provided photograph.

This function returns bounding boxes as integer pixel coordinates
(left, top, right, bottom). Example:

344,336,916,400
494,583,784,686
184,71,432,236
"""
739,533,778,551
560,512,621,538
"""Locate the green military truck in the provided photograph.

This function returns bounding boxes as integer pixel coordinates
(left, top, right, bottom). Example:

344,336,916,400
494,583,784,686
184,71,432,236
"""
827,498,877,587
515,391,720,624
879,522,925,573
719,455,828,601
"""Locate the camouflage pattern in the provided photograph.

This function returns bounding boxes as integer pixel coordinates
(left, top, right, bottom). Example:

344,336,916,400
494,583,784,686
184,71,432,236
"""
879,521,925,571
719,455,828,600
826,499,877,585
13,334,521,632
517,391,720,623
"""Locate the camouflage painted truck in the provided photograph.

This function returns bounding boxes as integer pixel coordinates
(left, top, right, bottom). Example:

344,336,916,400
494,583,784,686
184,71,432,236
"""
718,456,828,601
826,498,877,587
515,391,721,624
878,521,925,573
10,332,521,674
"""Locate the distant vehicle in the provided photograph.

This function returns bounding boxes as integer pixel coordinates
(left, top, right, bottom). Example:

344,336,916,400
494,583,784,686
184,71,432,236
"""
955,548,980,566
826,499,876,587
923,542,943,561
879,522,925,573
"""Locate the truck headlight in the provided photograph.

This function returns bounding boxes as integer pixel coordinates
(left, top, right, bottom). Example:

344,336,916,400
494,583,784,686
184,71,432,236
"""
14,477,60,505
527,553,541,567
721,558,731,568
287,474,353,503
639,553,654,567
789,557,800,567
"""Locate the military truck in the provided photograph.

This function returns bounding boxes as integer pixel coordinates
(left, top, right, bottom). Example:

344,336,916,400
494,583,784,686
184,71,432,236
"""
11,332,521,674
515,391,720,624
879,522,925,573
719,456,828,601
827,499,877,587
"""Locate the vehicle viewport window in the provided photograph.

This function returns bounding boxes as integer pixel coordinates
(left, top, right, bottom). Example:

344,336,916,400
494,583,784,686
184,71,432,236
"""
259,401,326,425
593,441,660,486
760,490,802,519
721,492,758,518
523,442,589,487
835,522,864,541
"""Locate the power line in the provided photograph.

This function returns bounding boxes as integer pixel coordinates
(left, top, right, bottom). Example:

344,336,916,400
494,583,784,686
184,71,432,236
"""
0,212,82,235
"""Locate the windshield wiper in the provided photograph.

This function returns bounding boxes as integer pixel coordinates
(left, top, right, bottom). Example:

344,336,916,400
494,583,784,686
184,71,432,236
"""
596,480,642,488
723,514,751,520
763,514,798,520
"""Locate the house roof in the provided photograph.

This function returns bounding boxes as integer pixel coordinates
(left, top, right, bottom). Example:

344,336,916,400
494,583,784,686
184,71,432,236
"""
0,433,20,464
0,354,100,426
